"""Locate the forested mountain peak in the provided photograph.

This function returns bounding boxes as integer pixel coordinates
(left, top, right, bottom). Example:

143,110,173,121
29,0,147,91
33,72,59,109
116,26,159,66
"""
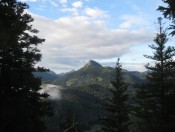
83,60,103,69
52,59,147,88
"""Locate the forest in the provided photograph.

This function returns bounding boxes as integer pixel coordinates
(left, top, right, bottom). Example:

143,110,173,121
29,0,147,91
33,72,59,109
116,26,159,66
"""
0,0,175,132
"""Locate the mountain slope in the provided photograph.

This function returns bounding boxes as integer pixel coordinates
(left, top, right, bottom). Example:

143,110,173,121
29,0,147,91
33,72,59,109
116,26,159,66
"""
52,60,146,88
46,60,147,132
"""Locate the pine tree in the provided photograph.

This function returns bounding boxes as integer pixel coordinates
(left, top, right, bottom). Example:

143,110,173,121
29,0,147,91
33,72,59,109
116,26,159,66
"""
0,0,50,132
102,59,130,132
134,17,175,132
157,0,175,36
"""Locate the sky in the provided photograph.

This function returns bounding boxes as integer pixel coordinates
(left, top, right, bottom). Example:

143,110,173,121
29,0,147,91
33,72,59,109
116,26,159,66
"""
19,0,173,73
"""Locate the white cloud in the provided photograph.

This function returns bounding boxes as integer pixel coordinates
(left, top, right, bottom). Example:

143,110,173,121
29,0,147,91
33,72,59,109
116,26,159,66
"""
119,15,145,29
122,63,146,72
40,84,63,100
50,1,58,7
30,13,154,73
61,8,79,16
101,61,146,72
72,1,83,8
85,7,109,18
59,0,67,4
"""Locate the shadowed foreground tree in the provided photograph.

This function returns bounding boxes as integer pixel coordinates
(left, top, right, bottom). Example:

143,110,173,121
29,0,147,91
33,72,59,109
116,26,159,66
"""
0,0,50,132
158,0,175,36
134,17,175,132
101,59,130,132
59,109,80,132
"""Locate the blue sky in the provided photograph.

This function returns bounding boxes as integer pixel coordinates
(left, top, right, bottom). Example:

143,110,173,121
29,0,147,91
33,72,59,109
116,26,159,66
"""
20,0,172,73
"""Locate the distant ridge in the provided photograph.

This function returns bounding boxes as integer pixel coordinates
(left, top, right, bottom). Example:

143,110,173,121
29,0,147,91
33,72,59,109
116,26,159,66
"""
34,71,58,81
52,60,147,88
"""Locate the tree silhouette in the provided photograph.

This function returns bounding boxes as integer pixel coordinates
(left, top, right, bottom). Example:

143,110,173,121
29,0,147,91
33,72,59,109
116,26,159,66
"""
0,0,50,132
158,0,175,36
59,110,79,132
102,59,130,132
134,17,175,132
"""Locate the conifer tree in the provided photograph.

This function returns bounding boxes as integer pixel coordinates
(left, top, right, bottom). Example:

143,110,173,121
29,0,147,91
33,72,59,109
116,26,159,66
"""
102,59,130,132
158,0,175,36
0,0,50,132
134,17,175,132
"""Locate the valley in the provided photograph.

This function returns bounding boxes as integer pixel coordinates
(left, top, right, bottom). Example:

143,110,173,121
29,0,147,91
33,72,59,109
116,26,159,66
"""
39,60,147,132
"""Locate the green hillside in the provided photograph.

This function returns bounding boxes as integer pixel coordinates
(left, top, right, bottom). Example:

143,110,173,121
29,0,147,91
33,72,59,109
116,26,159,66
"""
52,60,146,89
46,60,147,132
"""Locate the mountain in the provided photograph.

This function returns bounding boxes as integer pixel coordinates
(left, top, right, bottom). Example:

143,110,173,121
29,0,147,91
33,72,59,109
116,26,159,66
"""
83,60,103,69
46,60,147,132
52,60,146,88
34,70,58,81
52,60,109,87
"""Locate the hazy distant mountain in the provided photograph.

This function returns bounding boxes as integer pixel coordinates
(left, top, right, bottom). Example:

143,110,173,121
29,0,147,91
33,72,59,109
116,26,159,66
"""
52,60,146,88
58,70,75,76
34,70,58,81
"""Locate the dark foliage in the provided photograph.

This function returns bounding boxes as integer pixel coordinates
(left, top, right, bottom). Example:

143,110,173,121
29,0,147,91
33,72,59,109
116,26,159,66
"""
101,59,130,132
134,17,175,132
158,0,175,36
46,85,105,132
59,109,80,132
0,0,50,132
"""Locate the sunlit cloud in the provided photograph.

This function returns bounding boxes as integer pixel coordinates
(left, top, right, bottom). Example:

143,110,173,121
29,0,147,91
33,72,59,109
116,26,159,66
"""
85,7,109,18
119,15,146,29
30,13,154,73
50,1,58,7
23,0,161,73
60,0,67,4
72,1,83,8
61,8,79,16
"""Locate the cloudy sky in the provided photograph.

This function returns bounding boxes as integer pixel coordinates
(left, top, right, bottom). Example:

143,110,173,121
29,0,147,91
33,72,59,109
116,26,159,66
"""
20,0,173,73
